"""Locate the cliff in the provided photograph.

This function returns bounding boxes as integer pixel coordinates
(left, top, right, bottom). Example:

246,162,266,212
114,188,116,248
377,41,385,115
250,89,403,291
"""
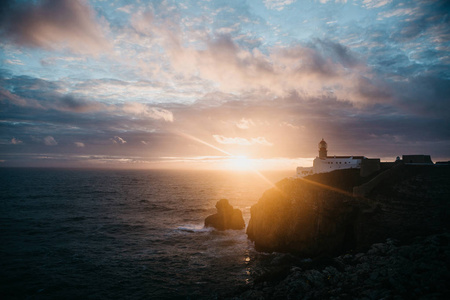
246,165,450,256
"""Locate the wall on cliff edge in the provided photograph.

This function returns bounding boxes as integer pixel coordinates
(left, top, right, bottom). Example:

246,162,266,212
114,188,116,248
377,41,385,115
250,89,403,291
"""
246,165,450,257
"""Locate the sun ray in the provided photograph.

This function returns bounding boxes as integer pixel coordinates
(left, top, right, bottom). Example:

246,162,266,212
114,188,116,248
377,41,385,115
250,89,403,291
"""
175,131,233,156
298,177,356,198
175,131,284,193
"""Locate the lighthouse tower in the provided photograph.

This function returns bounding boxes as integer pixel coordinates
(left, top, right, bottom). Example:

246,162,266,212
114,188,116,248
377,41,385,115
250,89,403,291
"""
297,138,370,177
318,138,328,159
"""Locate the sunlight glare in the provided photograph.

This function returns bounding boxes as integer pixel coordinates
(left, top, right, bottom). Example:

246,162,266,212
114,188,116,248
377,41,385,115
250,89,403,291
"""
228,155,254,171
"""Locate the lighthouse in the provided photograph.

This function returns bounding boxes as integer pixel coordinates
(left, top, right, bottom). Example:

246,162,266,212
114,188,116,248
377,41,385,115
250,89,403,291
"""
313,138,365,174
296,138,368,177
318,138,327,159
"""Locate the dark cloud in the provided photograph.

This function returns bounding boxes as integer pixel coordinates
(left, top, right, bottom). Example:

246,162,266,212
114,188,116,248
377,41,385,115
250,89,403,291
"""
393,0,450,42
0,0,110,54
57,95,105,113
315,39,361,69
276,43,337,78
1,80,449,165
356,77,392,102
391,75,450,118
0,85,105,113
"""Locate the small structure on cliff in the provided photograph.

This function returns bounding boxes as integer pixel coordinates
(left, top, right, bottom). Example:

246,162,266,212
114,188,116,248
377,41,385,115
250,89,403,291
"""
402,155,433,165
297,139,380,177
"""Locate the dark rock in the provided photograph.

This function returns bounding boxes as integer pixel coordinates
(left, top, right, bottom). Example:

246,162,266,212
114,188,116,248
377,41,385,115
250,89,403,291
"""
246,177,363,256
231,233,450,299
205,199,245,230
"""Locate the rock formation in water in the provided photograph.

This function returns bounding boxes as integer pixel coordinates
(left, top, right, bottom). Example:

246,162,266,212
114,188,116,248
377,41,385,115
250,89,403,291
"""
205,199,245,230
246,164,450,257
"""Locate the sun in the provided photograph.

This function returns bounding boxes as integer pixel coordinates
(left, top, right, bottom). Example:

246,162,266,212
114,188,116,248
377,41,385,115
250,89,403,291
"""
227,155,254,171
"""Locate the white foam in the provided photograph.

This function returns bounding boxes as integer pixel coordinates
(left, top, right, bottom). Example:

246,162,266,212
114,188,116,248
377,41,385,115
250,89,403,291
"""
177,224,212,233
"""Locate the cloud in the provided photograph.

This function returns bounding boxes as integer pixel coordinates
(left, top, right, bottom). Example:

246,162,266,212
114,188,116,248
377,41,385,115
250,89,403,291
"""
378,7,417,19
388,1,450,45
0,86,106,112
41,56,87,65
0,88,45,108
0,0,449,167
264,0,295,11
315,39,360,68
74,142,85,147
1,74,177,119
161,30,381,103
213,135,273,146
390,75,450,118
363,0,392,9
11,137,23,144
4,59,24,65
44,136,57,146
281,122,300,129
58,95,107,113
318,0,348,3
122,102,174,122
127,5,384,104
251,137,274,146
236,118,254,129
111,136,127,144
0,0,111,54
117,5,133,14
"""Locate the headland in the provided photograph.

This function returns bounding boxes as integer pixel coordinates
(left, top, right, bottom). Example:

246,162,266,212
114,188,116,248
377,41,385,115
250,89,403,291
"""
235,162,450,299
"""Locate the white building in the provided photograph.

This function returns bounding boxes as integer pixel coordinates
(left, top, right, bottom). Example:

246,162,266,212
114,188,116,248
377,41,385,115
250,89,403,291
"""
297,139,366,177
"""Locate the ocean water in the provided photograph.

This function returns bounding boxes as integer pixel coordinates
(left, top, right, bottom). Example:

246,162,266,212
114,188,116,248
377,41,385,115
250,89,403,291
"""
0,168,292,299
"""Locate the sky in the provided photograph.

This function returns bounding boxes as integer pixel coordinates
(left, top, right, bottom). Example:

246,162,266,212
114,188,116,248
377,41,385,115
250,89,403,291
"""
0,0,449,170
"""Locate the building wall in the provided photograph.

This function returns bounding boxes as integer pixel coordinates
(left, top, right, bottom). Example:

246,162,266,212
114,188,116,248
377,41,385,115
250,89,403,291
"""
313,157,362,174
360,158,380,177
402,155,433,164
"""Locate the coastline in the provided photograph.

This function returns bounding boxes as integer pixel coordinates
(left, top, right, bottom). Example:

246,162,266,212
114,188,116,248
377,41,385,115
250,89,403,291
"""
230,164,450,299
229,233,450,299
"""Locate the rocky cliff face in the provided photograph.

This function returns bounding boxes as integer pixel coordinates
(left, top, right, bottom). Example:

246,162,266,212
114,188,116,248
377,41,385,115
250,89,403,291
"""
234,233,450,299
246,165,450,256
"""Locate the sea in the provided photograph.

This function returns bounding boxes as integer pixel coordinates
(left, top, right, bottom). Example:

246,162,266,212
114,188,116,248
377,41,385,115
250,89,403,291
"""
0,168,293,299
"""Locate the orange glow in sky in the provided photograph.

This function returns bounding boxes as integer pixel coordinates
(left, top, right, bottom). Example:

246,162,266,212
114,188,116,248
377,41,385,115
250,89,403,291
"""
2,0,449,169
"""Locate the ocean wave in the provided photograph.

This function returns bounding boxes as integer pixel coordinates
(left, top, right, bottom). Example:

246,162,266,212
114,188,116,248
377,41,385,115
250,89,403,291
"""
176,224,212,233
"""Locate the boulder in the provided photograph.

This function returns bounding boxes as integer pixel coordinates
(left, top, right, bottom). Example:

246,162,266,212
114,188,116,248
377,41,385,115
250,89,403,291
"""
205,199,245,230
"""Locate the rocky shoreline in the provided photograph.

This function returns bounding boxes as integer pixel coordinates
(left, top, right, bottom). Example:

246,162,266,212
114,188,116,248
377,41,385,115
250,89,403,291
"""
228,164,450,299
231,233,450,299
